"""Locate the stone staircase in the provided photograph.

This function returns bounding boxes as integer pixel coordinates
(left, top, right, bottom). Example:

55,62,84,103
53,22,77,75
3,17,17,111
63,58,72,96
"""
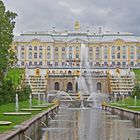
109,75,134,94
24,75,47,95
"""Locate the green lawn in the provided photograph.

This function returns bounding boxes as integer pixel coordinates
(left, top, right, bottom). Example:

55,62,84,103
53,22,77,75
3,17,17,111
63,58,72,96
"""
5,68,24,87
0,99,53,133
110,96,140,111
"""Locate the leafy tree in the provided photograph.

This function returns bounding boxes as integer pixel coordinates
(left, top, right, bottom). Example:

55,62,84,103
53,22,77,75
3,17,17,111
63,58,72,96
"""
131,83,140,99
0,0,17,82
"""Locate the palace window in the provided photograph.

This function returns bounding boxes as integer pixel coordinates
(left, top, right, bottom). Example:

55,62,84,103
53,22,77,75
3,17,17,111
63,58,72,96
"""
122,62,126,66
39,61,42,66
55,53,58,59
122,55,126,59
123,46,126,51
69,46,72,51
34,46,37,50
117,53,120,59
47,61,50,66
112,46,115,51
117,46,120,51
138,47,140,51
29,61,32,66
96,47,99,52
131,46,134,51
39,46,42,50
104,55,107,59
47,53,50,59
131,54,134,59
21,46,24,51
62,47,65,51
62,62,65,66
76,53,79,59
29,46,32,50
34,52,37,59
34,61,37,66
112,62,115,65
21,52,24,59
47,46,50,51
29,52,32,59
112,55,115,59
62,53,65,59
69,53,72,59
55,47,58,51
76,46,79,51
55,62,58,66
117,62,121,66
131,62,134,66
39,52,43,59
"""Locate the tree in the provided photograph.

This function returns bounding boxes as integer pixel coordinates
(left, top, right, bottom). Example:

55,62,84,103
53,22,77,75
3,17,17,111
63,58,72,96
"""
131,83,140,99
0,0,17,82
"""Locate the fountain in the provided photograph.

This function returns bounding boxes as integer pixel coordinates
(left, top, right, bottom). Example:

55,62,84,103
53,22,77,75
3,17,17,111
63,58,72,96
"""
21,94,42,111
56,91,73,101
3,94,31,115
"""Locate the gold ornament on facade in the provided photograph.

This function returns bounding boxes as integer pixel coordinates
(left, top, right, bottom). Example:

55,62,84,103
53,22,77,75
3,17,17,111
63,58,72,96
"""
75,21,80,31
35,68,40,76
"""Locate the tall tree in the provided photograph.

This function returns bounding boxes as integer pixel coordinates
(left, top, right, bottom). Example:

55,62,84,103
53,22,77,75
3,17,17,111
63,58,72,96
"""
0,0,17,82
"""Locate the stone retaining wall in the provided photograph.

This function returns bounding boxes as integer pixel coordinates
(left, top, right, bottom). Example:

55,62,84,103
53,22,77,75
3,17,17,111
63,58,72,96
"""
0,105,59,140
102,105,140,127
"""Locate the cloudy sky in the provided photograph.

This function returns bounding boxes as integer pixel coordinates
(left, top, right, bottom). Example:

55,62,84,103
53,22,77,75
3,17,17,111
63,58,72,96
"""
2,0,140,35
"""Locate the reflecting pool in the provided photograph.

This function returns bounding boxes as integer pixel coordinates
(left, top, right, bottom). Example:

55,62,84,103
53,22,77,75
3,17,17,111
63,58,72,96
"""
42,107,140,140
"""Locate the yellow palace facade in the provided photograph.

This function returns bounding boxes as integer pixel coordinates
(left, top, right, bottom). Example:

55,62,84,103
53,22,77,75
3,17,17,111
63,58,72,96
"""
12,22,140,68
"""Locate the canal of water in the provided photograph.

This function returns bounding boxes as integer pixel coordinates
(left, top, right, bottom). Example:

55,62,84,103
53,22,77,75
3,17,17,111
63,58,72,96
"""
42,107,140,140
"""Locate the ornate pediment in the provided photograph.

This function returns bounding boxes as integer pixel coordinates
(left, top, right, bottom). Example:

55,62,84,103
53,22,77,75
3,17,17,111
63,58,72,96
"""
31,38,40,45
114,38,125,45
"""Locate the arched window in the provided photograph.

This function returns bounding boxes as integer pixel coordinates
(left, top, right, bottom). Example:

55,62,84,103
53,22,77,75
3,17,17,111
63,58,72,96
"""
34,52,37,59
117,53,120,59
89,47,92,51
47,53,50,59
69,46,72,51
29,46,32,50
34,46,37,50
55,53,58,59
39,46,42,50
55,47,58,51
67,82,73,92
68,71,72,74
54,82,59,90
47,46,50,50
112,46,115,51
62,53,65,59
29,52,32,59
39,52,43,59
76,46,79,51
62,47,65,51
69,53,72,59
21,46,24,50
96,47,99,52
97,82,101,90
76,53,79,59
117,46,120,51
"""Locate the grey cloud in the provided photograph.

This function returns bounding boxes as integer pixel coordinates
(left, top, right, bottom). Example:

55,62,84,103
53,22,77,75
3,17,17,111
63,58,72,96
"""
3,0,140,35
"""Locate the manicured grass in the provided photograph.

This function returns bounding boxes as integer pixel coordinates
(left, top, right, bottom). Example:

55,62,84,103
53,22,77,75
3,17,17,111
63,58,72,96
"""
0,99,53,133
5,68,24,87
110,96,140,111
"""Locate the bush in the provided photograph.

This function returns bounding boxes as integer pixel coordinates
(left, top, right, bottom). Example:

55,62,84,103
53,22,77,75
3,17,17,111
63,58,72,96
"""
131,83,140,99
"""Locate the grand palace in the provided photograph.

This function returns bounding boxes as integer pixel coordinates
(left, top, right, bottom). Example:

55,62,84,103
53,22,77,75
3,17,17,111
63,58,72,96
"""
11,21,137,97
